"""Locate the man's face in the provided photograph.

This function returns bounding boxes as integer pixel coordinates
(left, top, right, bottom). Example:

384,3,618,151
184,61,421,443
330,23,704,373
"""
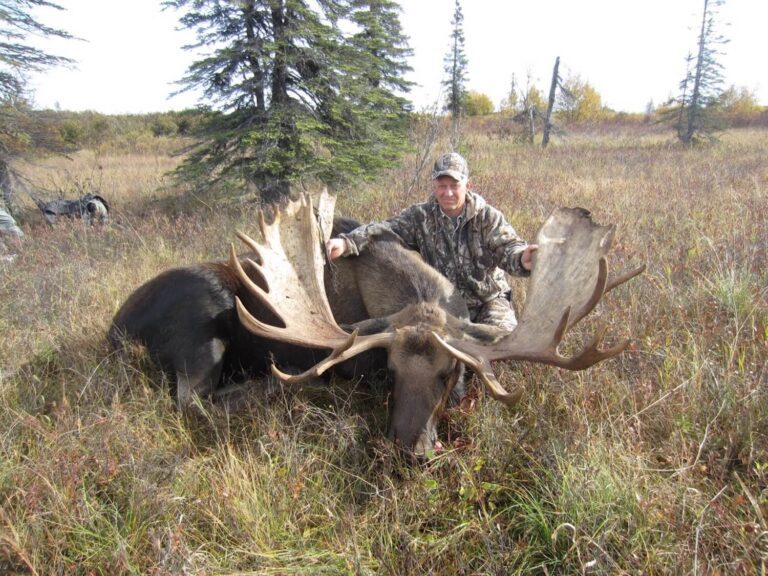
433,176,467,217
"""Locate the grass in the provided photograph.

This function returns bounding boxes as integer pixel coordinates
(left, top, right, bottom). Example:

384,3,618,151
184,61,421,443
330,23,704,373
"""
1,121,767,573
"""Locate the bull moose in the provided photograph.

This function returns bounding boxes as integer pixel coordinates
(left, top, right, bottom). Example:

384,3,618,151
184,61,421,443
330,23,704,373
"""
109,191,644,457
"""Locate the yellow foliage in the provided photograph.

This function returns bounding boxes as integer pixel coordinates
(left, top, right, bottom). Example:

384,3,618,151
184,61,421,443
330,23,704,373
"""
557,75,607,123
464,91,495,116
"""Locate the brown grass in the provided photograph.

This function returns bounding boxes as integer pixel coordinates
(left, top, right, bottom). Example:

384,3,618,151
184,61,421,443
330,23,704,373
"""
1,122,766,574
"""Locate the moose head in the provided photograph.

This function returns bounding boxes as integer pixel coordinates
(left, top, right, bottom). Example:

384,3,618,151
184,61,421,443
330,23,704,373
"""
231,192,644,458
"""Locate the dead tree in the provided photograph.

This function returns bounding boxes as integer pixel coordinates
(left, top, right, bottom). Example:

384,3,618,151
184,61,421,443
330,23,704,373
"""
542,56,561,148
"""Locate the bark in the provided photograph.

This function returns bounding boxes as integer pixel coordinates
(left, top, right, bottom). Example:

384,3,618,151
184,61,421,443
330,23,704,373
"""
542,56,560,148
242,0,266,113
270,1,289,105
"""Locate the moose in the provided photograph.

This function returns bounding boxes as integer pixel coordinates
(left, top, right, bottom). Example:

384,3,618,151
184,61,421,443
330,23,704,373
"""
109,191,644,457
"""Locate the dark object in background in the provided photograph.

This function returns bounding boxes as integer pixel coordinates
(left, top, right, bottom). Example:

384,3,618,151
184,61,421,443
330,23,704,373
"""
36,193,109,225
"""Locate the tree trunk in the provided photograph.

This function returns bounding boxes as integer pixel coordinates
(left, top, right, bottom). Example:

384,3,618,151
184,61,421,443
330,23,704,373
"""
262,0,295,200
684,0,710,144
270,1,289,106
242,0,266,113
527,108,535,145
542,56,560,148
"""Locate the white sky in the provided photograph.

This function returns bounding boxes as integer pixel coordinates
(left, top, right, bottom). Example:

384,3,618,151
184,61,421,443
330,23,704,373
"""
27,0,768,115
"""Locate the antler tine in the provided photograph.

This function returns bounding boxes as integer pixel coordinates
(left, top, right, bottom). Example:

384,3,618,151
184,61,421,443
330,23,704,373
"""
235,295,294,343
229,243,285,323
272,330,396,384
553,324,631,371
431,332,524,405
257,203,286,251
236,230,264,259
606,264,646,294
432,207,643,405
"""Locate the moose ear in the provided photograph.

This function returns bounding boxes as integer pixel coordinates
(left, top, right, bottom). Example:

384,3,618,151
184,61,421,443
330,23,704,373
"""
345,317,392,336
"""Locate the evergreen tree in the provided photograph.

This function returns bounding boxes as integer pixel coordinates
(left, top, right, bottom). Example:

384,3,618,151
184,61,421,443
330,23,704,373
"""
499,74,519,114
441,0,468,149
329,0,413,184
0,0,73,100
164,0,412,202
0,0,73,223
676,0,729,144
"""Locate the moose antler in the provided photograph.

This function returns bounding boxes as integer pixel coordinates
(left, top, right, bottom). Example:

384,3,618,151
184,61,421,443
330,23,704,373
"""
431,207,645,403
231,191,394,380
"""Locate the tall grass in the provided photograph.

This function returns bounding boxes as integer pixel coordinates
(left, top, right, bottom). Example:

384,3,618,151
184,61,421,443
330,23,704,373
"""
1,124,766,573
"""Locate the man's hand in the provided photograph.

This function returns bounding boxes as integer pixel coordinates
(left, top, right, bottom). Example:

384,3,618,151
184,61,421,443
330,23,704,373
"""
326,238,347,260
521,244,538,271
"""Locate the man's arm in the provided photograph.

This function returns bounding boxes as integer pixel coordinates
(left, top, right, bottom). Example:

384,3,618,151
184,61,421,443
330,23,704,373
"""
483,206,537,276
326,206,422,259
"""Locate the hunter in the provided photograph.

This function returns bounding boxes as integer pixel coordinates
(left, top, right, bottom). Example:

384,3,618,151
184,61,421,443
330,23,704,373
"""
326,152,537,331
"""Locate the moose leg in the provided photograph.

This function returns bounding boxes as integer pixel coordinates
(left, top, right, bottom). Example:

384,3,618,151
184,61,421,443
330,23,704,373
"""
175,337,227,411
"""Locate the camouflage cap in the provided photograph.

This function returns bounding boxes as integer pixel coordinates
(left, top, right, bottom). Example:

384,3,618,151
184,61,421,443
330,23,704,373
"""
431,152,469,181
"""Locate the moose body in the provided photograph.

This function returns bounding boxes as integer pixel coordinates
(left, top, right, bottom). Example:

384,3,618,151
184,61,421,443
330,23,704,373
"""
108,261,288,407
111,192,643,458
108,213,471,439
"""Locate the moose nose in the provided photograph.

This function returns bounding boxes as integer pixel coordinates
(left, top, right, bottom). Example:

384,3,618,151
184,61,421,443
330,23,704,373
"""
389,426,439,463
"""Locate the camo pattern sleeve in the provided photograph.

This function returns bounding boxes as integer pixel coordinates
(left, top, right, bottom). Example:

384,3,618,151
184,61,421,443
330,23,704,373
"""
339,204,425,256
479,204,530,278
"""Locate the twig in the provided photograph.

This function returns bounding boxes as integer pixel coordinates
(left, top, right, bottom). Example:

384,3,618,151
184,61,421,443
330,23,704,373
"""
636,398,726,475
632,377,691,418
405,100,442,198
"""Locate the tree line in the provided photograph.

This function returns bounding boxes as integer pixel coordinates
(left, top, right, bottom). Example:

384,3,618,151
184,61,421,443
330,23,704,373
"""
1,0,766,219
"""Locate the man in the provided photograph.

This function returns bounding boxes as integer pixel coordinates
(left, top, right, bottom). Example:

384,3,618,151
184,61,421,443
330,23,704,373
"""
326,152,537,331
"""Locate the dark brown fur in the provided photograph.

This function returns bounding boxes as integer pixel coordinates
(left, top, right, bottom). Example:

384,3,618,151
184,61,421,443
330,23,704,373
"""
108,258,323,406
109,216,480,456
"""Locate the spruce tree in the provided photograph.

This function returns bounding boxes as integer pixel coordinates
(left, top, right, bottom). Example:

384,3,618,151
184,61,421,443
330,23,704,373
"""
441,0,468,149
164,0,412,202
0,0,73,222
676,0,729,144
0,0,74,100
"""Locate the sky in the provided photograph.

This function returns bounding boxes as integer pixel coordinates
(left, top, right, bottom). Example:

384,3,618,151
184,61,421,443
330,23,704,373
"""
27,0,768,115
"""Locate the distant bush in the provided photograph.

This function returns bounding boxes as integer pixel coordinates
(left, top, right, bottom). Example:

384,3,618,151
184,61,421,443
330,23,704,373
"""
464,91,495,116
26,108,210,154
556,74,609,123
718,85,766,127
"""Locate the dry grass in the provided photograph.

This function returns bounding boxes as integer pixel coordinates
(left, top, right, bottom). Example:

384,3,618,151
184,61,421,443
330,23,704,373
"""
1,123,766,574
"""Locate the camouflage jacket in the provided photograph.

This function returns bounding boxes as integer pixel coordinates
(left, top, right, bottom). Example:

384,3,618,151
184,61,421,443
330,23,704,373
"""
340,190,530,310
